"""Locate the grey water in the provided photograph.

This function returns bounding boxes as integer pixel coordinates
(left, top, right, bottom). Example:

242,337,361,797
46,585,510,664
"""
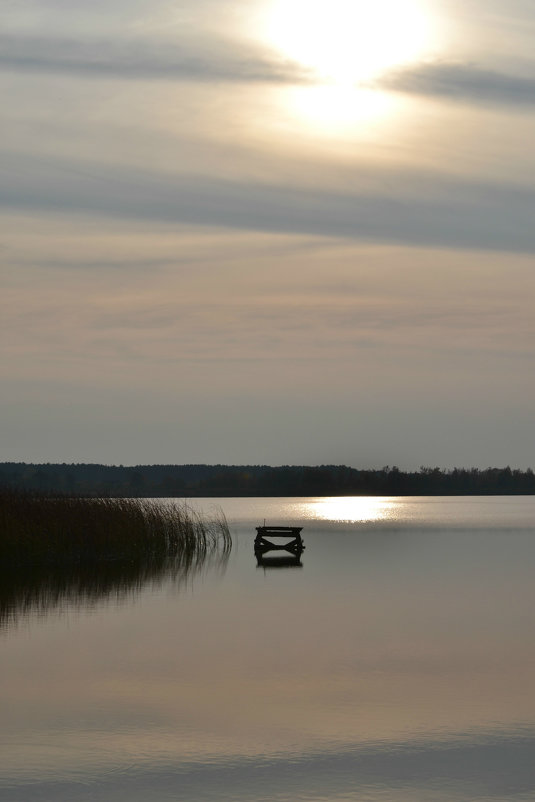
2,496,535,801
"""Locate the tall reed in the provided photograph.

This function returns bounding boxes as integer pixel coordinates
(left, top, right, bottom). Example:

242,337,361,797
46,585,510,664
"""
0,489,231,567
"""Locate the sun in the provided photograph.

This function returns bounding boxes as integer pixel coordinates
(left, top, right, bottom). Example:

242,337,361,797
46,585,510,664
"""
252,0,437,134
265,0,434,84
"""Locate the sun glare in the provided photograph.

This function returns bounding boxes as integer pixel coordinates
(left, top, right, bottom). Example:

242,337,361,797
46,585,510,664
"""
307,497,398,523
281,83,403,134
255,0,437,132
266,0,433,84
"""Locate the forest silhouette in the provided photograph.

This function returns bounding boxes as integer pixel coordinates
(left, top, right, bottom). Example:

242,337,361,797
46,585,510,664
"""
2,463,534,497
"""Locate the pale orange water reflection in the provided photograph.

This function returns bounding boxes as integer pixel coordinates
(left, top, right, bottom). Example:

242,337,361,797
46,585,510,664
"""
306,495,399,522
2,497,535,801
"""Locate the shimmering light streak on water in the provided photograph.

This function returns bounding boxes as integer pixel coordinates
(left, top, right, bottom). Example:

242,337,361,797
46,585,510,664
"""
2,497,535,801
306,495,398,522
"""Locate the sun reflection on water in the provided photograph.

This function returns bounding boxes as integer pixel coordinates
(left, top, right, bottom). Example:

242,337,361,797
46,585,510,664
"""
306,496,399,523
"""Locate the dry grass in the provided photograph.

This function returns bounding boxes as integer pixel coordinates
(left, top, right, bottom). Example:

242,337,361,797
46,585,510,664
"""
0,489,231,567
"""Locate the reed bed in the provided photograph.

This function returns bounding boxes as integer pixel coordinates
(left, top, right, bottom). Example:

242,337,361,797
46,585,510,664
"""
0,489,231,567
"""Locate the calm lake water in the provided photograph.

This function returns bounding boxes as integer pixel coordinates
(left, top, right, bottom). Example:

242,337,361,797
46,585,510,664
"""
2,496,535,801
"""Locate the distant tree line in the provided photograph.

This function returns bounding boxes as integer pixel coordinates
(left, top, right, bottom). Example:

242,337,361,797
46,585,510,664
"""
1,463,534,497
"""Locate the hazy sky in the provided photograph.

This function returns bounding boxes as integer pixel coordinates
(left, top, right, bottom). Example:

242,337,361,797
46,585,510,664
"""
2,0,534,468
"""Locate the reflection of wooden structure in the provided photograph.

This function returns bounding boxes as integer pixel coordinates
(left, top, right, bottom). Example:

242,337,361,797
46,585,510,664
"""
256,552,303,569
254,526,304,557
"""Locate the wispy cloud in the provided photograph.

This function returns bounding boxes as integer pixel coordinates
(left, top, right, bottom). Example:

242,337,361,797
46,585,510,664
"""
0,33,309,84
378,61,535,108
1,152,534,253
4,30,535,108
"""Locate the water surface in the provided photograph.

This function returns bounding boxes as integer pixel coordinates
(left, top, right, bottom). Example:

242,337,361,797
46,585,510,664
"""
2,496,535,800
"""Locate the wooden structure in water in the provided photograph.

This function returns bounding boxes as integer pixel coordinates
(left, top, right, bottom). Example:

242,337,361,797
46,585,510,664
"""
254,525,304,556
256,552,303,568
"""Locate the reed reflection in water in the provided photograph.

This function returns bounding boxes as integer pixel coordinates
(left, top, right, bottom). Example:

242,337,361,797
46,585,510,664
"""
0,527,231,631
0,491,232,629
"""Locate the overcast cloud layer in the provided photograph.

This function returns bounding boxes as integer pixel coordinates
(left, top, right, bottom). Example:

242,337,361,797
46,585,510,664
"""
1,0,535,467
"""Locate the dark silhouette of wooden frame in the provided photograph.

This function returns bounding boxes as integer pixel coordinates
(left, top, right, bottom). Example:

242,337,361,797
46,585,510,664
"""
254,526,304,557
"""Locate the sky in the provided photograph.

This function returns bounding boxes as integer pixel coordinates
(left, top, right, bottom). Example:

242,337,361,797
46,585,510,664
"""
1,0,534,469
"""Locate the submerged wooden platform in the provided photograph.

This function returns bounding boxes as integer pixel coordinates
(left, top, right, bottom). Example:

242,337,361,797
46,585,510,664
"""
254,525,304,556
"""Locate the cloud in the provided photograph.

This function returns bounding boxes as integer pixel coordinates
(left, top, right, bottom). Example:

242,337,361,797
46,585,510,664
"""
0,33,309,84
1,152,535,254
378,61,535,108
